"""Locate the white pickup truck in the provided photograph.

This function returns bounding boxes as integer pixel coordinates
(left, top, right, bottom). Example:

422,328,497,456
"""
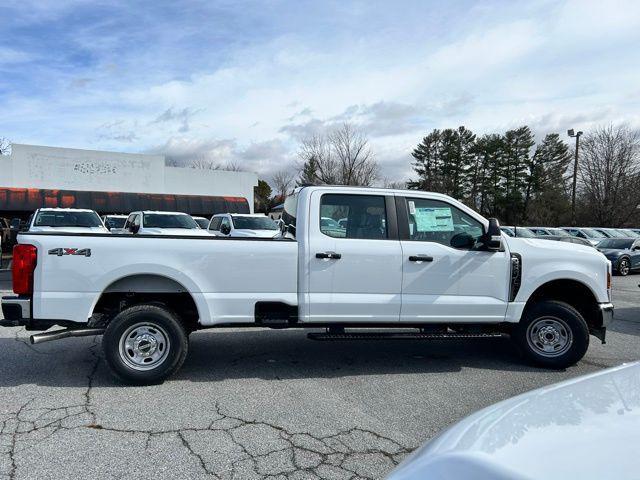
1,186,613,384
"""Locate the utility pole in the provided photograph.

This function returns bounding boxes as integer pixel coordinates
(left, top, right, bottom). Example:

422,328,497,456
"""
567,129,583,226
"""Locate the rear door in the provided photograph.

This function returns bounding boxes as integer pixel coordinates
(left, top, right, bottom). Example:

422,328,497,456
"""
306,190,403,323
396,195,510,323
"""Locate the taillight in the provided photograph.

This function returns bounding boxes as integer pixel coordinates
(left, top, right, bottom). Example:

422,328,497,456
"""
13,244,37,295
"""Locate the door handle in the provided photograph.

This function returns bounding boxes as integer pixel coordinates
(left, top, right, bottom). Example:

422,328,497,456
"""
409,255,433,262
316,252,342,260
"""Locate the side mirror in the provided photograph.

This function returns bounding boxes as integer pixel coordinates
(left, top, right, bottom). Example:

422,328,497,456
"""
18,221,28,232
220,225,231,235
130,224,140,234
450,232,475,249
105,223,112,231
481,218,503,251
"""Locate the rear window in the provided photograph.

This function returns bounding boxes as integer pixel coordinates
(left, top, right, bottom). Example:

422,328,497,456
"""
231,216,278,230
597,238,634,249
143,214,199,229
34,210,102,228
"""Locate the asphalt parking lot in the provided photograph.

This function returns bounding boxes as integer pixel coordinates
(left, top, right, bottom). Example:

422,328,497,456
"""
0,274,638,479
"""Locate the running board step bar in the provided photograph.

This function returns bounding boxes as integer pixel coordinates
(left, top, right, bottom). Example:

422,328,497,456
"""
307,331,506,341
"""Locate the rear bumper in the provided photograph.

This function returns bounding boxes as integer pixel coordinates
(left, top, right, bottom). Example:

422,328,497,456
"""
1,295,30,325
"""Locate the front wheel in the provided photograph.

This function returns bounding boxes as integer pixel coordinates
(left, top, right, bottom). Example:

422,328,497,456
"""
103,304,188,385
617,257,631,276
513,300,589,368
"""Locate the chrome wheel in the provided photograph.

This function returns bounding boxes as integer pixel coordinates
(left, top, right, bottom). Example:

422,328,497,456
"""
618,258,630,276
119,322,170,371
526,317,572,358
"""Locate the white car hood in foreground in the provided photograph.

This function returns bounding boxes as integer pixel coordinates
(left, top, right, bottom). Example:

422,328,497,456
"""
231,229,279,238
29,226,109,234
388,362,640,480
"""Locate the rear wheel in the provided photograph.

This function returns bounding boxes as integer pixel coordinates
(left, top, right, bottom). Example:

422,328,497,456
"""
617,257,630,276
513,300,589,368
103,304,188,385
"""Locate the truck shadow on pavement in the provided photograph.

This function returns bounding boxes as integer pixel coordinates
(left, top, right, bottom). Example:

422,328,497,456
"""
0,329,550,387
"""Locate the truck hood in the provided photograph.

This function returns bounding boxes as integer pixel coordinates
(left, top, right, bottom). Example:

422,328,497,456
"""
29,226,109,234
503,235,597,255
140,228,211,236
388,362,640,480
231,229,279,238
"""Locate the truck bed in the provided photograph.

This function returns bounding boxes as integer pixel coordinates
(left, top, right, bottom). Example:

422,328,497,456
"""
23,233,298,325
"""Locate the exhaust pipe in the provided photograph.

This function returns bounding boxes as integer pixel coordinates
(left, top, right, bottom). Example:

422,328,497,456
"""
30,328,105,345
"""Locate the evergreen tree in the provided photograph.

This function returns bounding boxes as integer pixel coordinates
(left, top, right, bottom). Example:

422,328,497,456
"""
407,130,442,191
502,126,534,224
254,179,272,213
472,134,505,218
297,157,319,186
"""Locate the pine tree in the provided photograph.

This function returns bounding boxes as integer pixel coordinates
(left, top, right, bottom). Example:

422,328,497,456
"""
407,130,442,191
502,126,534,224
297,157,319,186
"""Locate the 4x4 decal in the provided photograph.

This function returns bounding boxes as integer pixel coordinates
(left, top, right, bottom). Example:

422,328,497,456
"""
48,248,92,257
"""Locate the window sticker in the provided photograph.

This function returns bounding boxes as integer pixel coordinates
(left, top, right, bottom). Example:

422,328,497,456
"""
408,201,416,215
414,207,454,232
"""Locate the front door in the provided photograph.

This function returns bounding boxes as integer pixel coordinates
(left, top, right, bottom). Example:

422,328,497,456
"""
306,191,403,323
396,195,510,323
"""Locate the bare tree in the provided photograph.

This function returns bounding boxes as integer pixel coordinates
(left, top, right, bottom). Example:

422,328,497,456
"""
578,125,640,226
271,168,296,199
189,155,245,172
297,123,378,186
0,138,10,155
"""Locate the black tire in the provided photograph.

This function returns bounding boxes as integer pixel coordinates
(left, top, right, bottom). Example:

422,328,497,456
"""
617,257,631,276
102,304,188,385
513,300,589,369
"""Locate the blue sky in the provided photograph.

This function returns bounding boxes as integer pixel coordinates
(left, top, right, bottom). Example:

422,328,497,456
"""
1,0,639,182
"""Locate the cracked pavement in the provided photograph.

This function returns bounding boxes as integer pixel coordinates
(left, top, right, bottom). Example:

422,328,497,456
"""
0,275,639,479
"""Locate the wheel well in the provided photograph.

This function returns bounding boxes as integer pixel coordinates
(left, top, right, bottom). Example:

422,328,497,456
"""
92,275,199,331
524,279,600,330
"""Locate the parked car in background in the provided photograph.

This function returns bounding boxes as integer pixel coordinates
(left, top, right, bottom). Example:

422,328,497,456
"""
119,211,210,236
597,237,640,276
208,213,279,238
529,227,554,236
545,227,571,237
560,227,607,246
388,362,640,480
101,215,128,231
537,235,594,247
0,217,10,251
620,228,640,238
28,208,108,233
191,216,210,229
500,226,537,238
594,227,627,239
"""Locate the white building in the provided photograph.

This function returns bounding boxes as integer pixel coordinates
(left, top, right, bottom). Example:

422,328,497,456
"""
0,144,258,215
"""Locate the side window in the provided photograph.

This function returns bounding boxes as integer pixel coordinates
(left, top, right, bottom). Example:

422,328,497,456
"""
209,217,222,231
132,215,141,227
319,194,387,240
402,197,483,248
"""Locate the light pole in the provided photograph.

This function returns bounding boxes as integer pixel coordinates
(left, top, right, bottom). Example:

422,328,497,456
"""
568,128,583,226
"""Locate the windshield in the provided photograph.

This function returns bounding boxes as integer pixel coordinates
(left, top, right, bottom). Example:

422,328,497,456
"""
597,238,634,249
105,216,126,229
548,228,570,237
605,229,626,238
193,218,209,229
34,210,102,228
513,227,536,238
143,213,199,229
581,228,603,238
231,216,278,230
